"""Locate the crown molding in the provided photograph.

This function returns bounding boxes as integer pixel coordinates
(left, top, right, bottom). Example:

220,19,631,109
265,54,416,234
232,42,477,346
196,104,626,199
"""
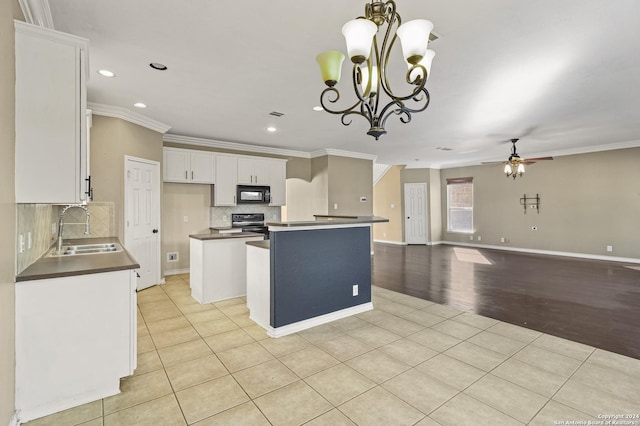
310,149,377,161
89,103,171,134
18,0,54,29
427,139,640,170
163,134,377,161
163,134,310,158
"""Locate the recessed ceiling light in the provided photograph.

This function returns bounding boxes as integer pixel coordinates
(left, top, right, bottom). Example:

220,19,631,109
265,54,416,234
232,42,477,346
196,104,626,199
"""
149,62,168,71
313,106,323,111
133,102,147,109
97,69,115,78
266,126,277,133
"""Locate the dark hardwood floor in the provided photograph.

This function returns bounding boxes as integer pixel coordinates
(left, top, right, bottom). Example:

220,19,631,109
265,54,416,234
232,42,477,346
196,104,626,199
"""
372,243,640,359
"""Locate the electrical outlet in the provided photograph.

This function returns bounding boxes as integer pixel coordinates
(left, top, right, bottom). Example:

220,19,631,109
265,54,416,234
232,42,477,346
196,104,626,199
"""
222,215,228,221
469,235,473,241
18,234,25,253
183,216,189,223
390,203,395,208
333,203,338,210
477,236,482,241
531,226,538,231
167,252,179,262
352,284,359,296
606,245,613,252
500,237,506,243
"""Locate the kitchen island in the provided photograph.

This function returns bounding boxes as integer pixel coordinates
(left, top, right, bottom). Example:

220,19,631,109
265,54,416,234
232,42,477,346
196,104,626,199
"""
246,216,388,337
189,229,264,303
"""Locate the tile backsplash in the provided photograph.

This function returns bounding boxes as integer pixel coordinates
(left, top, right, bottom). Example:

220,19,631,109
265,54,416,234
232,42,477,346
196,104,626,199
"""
62,202,115,239
210,205,281,227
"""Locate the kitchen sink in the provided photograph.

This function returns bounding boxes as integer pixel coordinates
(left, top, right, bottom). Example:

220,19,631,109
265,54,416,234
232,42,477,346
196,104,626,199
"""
48,242,123,257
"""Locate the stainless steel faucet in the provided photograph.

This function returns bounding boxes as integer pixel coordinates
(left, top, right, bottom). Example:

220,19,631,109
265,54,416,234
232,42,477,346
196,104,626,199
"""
57,204,91,254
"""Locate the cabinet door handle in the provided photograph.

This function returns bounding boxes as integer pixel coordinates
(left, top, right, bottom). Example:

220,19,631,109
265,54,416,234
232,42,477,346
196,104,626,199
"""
185,171,188,179
191,171,194,180
152,229,159,234
85,176,93,200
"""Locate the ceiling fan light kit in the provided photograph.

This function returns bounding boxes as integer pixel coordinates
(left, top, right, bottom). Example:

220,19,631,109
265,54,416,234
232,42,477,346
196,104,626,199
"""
316,0,436,140
486,138,554,180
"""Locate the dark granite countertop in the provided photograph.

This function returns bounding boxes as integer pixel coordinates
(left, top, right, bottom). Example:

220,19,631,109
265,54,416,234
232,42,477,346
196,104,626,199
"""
16,237,140,282
246,240,270,249
267,216,389,228
189,229,264,241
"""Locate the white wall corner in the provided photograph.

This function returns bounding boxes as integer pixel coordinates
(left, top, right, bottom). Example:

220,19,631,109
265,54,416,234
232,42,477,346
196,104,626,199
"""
373,163,392,185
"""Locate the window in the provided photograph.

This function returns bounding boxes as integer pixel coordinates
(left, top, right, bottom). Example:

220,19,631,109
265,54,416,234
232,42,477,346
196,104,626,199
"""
447,177,473,233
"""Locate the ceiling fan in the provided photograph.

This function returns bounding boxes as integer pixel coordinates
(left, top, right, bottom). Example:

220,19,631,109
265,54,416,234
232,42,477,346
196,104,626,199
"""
482,139,553,179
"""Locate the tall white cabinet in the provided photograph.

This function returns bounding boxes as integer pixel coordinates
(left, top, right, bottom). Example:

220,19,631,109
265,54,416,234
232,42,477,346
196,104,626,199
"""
14,22,90,204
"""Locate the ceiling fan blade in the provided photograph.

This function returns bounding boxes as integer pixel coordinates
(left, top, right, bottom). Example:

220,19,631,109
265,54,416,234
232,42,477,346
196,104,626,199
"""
522,160,537,165
481,161,506,165
524,156,553,161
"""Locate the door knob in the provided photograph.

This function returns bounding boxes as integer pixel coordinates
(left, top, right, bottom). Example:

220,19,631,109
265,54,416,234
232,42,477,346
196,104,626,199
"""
152,229,159,233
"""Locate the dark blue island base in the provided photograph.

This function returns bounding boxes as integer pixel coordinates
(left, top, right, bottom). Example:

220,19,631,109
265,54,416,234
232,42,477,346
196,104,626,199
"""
247,217,388,337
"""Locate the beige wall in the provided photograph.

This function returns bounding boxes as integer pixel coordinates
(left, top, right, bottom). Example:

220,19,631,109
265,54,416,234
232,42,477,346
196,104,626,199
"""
372,166,403,242
328,156,373,216
440,147,640,258
311,156,329,216
286,155,374,220
1,2,23,423
162,183,211,273
90,115,164,243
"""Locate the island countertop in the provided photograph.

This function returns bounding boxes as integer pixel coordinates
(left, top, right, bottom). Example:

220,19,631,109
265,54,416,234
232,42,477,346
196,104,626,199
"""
189,229,264,241
16,237,139,282
266,216,388,228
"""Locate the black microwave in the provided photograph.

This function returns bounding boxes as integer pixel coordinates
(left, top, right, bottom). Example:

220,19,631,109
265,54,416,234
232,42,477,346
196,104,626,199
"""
237,185,271,204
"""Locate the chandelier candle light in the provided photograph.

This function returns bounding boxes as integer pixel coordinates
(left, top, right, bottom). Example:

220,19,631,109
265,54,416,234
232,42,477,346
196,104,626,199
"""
316,1,436,140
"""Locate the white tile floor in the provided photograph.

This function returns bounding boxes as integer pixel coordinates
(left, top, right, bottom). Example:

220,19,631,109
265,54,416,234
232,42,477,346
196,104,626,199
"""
25,274,640,425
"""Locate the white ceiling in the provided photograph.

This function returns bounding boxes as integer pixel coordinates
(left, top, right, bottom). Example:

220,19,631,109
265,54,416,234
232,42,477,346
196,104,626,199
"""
47,0,640,167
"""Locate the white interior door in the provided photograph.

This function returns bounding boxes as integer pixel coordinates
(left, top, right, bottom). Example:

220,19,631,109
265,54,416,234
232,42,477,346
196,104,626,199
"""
404,183,428,244
125,156,160,291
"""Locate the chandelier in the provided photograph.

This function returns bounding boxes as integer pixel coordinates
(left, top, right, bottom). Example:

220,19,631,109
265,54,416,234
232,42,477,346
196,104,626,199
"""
316,1,436,140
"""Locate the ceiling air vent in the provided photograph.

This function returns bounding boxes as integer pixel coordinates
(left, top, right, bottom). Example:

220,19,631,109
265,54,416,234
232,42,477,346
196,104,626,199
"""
437,147,453,151
269,111,285,117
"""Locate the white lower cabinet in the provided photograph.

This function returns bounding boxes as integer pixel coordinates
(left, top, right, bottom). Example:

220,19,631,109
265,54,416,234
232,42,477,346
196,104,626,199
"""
15,270,137,423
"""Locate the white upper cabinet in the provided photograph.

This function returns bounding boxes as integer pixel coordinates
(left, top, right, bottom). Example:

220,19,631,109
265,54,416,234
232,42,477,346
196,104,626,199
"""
163,147,287,206
237,157,269,185
163,147,215,184
213,154,237,206
267,160,287,206
15,22,89,204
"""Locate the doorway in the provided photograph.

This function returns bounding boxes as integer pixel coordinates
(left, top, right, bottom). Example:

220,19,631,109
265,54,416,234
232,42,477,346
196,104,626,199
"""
404,183,428,244
124,156,161,290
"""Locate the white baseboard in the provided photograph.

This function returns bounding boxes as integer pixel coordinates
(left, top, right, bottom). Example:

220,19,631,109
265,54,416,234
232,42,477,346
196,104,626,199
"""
373,239,407,246
440,241,640,264
265,302,373,338
164,268,190,276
